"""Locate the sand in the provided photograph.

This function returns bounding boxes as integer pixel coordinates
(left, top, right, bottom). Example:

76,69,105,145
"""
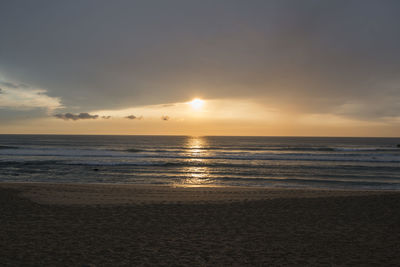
1,182,400,266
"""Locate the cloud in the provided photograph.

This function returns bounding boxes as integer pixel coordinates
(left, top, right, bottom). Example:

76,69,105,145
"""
125,115,143,120
161,115,170,121
0,81,28,89
102,116,111,119
162,104,175,108
54,112,99,121
125,115,136,120
1,1,400,123
0,79,62,112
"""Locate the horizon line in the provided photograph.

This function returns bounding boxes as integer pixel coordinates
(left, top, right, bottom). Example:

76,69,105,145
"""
0,133,399,139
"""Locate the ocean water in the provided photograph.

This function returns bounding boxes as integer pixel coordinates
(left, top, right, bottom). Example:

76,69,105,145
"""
0,135,399,190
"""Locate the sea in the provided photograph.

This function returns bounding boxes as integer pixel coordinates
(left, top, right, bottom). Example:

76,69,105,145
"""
0,135,399,190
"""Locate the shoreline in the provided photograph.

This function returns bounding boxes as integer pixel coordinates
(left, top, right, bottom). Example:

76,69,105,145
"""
1,181,397,206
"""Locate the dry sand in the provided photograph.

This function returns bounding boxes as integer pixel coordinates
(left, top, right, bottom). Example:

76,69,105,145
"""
1,182,400,266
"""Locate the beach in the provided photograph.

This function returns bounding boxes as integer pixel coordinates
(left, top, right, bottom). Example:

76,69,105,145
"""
2,0,400,265
1,183,399,266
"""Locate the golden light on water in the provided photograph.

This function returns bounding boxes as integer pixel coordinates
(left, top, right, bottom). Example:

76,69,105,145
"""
182,166,211,186
187,136,204,156
178,136,213,187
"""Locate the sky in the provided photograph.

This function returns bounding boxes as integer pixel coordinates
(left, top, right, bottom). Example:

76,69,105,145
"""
1,0,400,136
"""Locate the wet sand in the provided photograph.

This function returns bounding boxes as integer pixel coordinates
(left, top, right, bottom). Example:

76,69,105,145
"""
1,182,400,266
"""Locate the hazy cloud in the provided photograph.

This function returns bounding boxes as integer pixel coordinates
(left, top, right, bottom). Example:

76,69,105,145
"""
1,1,400,122
162,104,175,108
102,116,111,119
0,79,62,111
0,81,28,89
161,115,170,121
54,112,99,121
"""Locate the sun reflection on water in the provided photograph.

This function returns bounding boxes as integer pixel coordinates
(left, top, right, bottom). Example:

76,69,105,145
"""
176,136,214,187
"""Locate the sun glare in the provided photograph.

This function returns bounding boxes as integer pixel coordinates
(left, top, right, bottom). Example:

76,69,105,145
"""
189,98,204,110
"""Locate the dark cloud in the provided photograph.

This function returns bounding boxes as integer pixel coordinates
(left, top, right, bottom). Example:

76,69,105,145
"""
0,88,3,94
125,115,143,120
0,81,28,89
1,1,400,121
125,115,136,120
161,115,170,121
54,112,99,121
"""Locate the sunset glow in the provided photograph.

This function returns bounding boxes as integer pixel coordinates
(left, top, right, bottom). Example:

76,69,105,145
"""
2,2,400,266
189,98,204,110
0,1,399,137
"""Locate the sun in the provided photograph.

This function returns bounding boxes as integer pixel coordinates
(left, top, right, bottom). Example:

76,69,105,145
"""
189,98,204,110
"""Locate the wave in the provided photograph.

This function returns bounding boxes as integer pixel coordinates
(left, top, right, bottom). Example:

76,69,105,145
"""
0,160,60,166
2,158,397,169
124,148,145,153
105,145,400,153
0,145,19,149
120,146,400,152
253,147,400,152
2,146,399,159
331,147,400,152
1,151,400,163
2,144,399,158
